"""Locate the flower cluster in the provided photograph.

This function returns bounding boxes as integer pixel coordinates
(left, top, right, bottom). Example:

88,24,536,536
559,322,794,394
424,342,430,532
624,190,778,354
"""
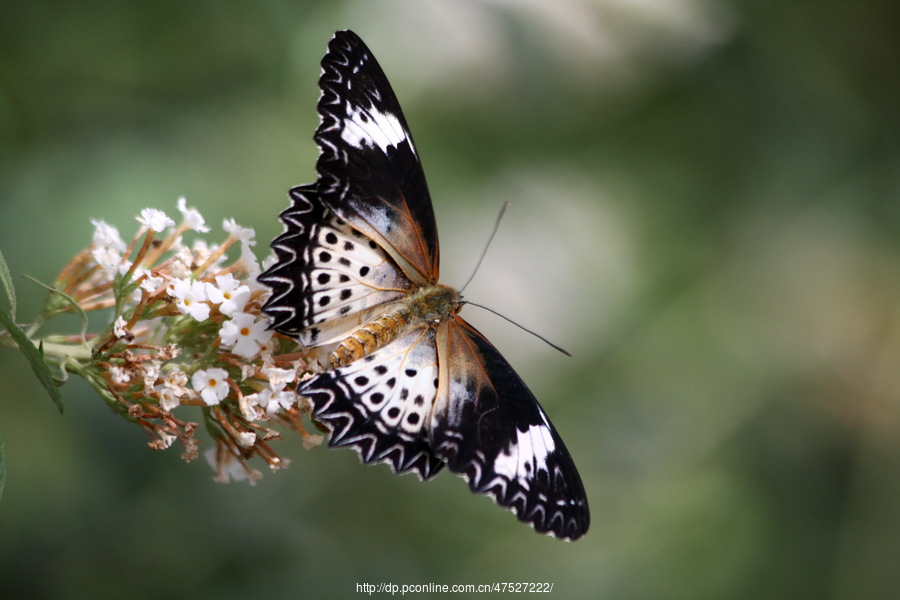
23,198,323,484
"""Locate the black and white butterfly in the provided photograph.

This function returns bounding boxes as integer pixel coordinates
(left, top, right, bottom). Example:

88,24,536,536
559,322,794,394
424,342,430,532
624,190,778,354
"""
259,30,589,540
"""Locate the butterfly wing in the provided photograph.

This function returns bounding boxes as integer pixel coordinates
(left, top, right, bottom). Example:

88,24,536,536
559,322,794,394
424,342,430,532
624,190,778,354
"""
300,327,445,479
431,316,590,540
316,30,439,285
259,184,412,346
262,30,589,541
302,309,590,539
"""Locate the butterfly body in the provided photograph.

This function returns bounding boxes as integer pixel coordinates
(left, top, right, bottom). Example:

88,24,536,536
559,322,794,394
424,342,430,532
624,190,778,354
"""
329,283,459,368
259,30,589,540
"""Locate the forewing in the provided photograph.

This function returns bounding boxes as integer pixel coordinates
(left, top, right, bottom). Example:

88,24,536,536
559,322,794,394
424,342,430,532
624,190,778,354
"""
431,317,590,540
316,30,439,285
259,184,412,346
301,326,445,479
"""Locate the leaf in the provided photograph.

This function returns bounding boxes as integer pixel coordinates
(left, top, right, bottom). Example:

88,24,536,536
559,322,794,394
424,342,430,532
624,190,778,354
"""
0,308,64,414
0,250,15,319
23,275,89,339
0,433,5,501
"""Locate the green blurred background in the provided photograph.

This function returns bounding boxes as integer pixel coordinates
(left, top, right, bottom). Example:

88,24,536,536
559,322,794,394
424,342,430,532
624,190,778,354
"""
1,1,899,598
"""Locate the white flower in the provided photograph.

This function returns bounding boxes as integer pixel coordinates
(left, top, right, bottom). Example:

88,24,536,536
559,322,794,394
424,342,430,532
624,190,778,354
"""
219,313,273,358
191,367,230,406
250,388,297,416
257,338,276,360
223,219,262,282
91,246,124,273
206,273,251,316
156,433,176,450
123,266,147,303
237,431,257,448
176,197,210,233
109,365,131,384
140,273,165,293
156,370,189,411
142,363,161,389
240,237,262,282
261,253,279,271
169,247,194,279
262,389,297,415
240,363,259,382
113,316,129,338
163,370,187,396
205,446,261,484
128,264,146,279
157,387,181,411
239,392,263,420
222,219,255,241
91,219,126,252
137,208,175,233
265,366,297,392
168,278,211,321
191,240,224,270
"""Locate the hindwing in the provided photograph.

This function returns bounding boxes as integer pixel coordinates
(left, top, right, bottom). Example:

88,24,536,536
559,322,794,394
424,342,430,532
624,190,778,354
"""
432,317,589,540
300,327,445,479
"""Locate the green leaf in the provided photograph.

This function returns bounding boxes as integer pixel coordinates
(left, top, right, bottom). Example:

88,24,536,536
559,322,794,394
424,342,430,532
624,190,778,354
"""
23,275,89,338
0,308,64,414
0,433,5,501
0,250,15,319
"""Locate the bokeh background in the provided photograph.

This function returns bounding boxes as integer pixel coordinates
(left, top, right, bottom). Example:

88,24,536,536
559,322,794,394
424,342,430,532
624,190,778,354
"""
1,1,899,598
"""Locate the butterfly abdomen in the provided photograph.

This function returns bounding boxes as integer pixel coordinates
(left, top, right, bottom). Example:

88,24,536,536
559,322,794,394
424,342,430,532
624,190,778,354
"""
329,284,459,368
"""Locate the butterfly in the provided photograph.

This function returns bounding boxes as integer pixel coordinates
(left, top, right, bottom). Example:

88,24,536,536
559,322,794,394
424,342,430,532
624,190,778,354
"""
259,30,589,540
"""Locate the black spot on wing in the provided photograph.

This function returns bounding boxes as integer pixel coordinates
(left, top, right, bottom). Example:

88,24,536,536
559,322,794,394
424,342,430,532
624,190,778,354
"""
301,329,445,480
314,30,440,284
258,183,411,345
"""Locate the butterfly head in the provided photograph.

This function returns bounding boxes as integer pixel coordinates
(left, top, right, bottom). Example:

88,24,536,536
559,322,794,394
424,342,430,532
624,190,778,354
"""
409,283,463,325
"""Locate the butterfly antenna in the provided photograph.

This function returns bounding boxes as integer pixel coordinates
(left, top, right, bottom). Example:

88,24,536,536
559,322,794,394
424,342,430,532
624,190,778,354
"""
459,201,510,294
462,300,573,357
